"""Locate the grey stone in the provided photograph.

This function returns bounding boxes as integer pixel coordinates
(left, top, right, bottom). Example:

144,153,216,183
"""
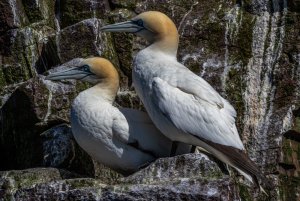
0,26,60,93
0,168,80,200
0,0,28,33
0,0,299,200
0,76,82,170
57,19,119,71
1,154,241,201
57,0,108,29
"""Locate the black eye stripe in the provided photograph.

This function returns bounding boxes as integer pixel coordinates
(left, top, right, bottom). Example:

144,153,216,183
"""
132,19,144,27
79,65,92,73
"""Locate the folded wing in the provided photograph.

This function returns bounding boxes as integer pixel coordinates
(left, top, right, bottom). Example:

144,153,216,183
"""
151,69,244,150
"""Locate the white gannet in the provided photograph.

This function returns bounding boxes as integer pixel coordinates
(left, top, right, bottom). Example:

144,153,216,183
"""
45,57,190,175
100,11,267,188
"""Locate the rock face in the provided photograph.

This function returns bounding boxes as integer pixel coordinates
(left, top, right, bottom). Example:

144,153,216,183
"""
0,0,299,200
1,154,240,201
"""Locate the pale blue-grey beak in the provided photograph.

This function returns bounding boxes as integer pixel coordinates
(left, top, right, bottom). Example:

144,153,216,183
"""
100,21,144,33
45,66,94,81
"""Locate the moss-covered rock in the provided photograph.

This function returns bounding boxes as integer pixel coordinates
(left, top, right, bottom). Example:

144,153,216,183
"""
115,89,144,110
108,9,136,85
0,154,240,200
0,167,78,199
122,154,225,185
110,0,139,9
56,18,128,87
0,0,29,33
57,18,118,66
58,0,107,29
0,0,300,200
0,25,59,99
0,75,80,170
21,0,56,28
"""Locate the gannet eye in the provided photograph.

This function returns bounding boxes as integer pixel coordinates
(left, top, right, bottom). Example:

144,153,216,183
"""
81,65,90,72
133,19,144,27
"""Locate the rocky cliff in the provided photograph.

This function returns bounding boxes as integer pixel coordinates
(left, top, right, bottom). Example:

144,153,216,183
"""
0,0,299,200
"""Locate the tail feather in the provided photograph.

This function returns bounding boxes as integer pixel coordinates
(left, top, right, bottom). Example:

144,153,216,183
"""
194,135,269,193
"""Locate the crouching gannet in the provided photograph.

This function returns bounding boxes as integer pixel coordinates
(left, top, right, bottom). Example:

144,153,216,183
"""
101,11,268,189
45,57,190,175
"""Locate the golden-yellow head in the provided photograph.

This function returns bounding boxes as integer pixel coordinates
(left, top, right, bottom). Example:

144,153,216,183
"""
132,11,178,41
46,57,119,85
100,11,179,54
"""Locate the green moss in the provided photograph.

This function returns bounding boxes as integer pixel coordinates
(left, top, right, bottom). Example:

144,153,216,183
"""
93,161,122,184
22,0,43,23
13,173,39,188
233,11,255,66
59,0,106,29
2,64,31,85
64,178,107,190
66,178,96,189
123,185,130,191
3,168,62,192
280,137,300,181
238,183,252,201
100,31,120,71
75,82,91,94
109,1,138,10
225,67,246,131
42,0,56,28
285,140,293,156
1,27,44,85
293,117,300,132
206,28,225,53
60,0,89,28
279,175,300,201
0,68,6,92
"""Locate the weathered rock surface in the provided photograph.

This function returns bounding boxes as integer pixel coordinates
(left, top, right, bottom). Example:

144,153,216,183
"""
57,18,117,65
0,76,83,170
0,167,80,199
58,0,108,29
0,0,299,200
0,154,241,201
0,0,28,33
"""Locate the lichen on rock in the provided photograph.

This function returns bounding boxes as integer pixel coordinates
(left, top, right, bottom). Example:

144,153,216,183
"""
0,0,300,200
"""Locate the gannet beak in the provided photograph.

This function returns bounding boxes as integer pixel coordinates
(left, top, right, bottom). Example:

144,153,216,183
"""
45,67,95,81
100,21,144,33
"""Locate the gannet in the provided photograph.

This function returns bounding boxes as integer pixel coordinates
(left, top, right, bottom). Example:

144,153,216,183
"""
101,11,267,188
45,57,189,175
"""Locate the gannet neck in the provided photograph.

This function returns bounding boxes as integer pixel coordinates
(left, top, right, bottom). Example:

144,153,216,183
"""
149,17,178,56
149,33,178,56
84,57,120,102
93,79,119,103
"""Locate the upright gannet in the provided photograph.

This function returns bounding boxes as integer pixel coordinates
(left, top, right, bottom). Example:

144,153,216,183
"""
101,11,267,188
45,57,189,175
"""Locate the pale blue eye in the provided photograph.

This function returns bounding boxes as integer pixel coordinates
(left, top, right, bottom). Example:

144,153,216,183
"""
82,65,89,72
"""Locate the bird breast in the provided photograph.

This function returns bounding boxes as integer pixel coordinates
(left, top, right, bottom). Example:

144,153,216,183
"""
70,91,116,149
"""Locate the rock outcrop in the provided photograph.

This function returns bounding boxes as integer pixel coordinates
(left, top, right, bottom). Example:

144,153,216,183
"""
1,154,239,201
0,0,299,200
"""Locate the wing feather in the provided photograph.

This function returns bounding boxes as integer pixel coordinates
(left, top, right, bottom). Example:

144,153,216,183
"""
151,75,244,150
112,108,173,157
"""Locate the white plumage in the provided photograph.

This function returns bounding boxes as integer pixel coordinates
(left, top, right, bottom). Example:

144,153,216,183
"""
46,57,190,175
101,11,267,189
71,87,169,174
133,49,244,150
